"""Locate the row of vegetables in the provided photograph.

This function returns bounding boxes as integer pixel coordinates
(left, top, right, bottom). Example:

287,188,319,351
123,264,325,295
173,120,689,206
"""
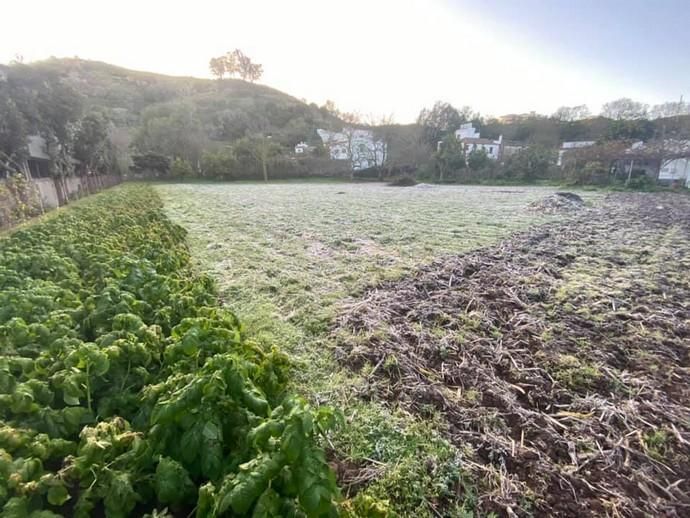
0,186,341,517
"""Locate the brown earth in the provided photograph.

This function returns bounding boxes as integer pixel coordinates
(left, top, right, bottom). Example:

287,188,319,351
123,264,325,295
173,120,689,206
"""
334,192,690,517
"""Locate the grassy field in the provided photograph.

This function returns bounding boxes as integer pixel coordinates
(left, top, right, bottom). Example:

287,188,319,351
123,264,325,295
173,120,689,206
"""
158,182,594,515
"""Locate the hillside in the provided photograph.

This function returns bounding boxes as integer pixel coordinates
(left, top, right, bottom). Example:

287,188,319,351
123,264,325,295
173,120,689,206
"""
2,58,340,147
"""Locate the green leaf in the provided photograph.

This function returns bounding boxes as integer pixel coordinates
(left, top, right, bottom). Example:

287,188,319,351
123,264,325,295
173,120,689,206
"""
155,457,195,506
103,472,139,518
220,455,284,515
195,482,216,518
63,394,80,406
47,484,71,506
252,488,281,518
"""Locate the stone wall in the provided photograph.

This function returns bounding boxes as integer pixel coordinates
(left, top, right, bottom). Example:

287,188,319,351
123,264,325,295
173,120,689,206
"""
0,174,121,230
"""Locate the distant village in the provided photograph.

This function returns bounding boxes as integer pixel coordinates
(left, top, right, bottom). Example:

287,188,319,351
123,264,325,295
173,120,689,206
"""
292,122,690,187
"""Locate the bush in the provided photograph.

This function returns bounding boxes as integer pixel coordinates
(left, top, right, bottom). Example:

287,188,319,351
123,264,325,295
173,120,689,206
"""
500,146,555,181
130,152,170,177
170,157,195,178
467,149,490,172
201,148,237,179
626,174,657,190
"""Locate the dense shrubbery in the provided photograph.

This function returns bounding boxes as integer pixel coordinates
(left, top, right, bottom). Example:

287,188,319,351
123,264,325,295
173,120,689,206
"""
0,186,340,516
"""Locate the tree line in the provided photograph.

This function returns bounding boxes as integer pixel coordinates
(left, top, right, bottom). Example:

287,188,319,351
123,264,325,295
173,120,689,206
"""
411,98,690,186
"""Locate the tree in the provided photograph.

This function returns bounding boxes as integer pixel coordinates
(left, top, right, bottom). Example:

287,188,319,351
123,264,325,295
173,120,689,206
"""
201,147,237,179
35,80,83,145
383,125,431,176
170,157,195,178
209,50,263,82
209,57,226,80
234,135,282,181
649,99,690,119
502,146,555,181
233,50,263,82
0,94,28,175
552,105,591,122
434,134,465,182
73,112,110,171
467,149,490,172
130,152,170,176
321,100,361,124
601,98,649,120
417,101,465,148
364,114,395,179
133,102,204,164
605,118,655,141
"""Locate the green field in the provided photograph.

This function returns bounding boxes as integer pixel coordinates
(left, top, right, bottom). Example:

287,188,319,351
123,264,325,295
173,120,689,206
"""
158,182,586,515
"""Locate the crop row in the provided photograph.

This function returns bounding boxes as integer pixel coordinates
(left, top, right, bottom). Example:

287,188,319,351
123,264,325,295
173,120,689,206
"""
0,186,340,517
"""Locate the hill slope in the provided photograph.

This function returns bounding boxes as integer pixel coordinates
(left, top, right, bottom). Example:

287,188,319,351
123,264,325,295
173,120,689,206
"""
6,57,340,147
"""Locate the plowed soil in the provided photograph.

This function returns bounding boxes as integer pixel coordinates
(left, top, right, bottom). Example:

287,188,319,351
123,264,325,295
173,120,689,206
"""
335,192,690,517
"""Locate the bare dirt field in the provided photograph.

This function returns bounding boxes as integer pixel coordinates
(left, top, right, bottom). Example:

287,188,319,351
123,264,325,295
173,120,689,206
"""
336,192,690,516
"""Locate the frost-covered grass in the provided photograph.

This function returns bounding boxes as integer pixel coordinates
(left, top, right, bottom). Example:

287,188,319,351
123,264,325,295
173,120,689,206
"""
158,181,590,515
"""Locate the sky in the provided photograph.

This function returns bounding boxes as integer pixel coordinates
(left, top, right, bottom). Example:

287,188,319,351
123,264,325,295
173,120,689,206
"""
1,0,688,123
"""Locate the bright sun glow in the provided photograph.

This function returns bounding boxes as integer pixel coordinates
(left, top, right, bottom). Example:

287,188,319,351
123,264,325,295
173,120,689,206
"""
0,0,665,122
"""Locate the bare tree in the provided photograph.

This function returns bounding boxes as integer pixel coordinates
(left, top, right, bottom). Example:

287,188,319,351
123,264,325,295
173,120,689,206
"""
416,101,464,148
649,98,690,119
552,105,591,122
601,98,649,120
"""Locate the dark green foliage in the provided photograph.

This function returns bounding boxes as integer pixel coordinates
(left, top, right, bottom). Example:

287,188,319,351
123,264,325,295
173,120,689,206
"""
131,153,171,176
0,94,28,167
0,186,340,516
72,112,111,171
467,149,490,171
434,134,466,182
502,146,555,181
606,118,656,141
200,148,237,179
133,102,205,164
170,158,195,178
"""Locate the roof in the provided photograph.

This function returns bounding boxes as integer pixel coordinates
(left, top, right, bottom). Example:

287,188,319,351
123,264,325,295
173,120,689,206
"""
27,135,50,160
560,141,596,150
461,138,498,145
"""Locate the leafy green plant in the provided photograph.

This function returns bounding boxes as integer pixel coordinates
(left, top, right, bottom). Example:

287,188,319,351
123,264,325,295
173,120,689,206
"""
0,185,340,516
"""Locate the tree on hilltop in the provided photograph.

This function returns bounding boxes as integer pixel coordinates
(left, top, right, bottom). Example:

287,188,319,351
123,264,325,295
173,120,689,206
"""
208,49,263,82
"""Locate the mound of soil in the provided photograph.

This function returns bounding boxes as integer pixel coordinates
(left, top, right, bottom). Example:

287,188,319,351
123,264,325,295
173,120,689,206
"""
334,193,690,517
529,192,585,213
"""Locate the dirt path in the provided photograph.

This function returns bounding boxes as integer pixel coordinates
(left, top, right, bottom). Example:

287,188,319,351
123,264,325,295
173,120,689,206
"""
335,193,690,517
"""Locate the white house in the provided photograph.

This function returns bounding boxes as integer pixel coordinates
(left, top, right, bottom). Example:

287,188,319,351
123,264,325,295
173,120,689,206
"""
636,139,690,186
454,123,503,160
294,141,311,154
658,158,690,186
316,128,386,170
557,141,596,166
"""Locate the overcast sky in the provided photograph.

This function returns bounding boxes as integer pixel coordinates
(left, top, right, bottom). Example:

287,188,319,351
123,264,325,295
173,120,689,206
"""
1,0,688,122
